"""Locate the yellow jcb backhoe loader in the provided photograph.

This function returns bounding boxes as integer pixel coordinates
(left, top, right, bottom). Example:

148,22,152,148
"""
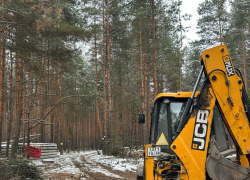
137,45,250,180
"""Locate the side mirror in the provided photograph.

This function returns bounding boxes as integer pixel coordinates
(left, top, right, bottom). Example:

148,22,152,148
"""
139,114,145,124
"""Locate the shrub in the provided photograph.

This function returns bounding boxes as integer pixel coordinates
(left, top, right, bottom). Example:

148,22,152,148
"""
0,158,43,180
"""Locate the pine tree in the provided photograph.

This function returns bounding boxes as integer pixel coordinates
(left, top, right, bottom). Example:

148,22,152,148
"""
196,0,229,47
227,0,250,91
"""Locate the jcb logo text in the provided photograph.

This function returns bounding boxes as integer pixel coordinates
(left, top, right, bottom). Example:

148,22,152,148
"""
191,110,210,151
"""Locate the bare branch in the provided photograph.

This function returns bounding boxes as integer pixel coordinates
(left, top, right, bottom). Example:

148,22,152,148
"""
30,95,87,129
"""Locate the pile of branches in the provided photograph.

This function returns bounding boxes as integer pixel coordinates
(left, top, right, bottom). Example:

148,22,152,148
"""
0,158,43,180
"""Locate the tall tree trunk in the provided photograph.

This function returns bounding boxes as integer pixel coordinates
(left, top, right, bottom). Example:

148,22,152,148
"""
178,11,182,91
0,0,5,154
46,48,53,143
145,50,150,138
26,111,30,159
178,48,182,91
248,17,250,93
241,23,247,91
106,0,112,152
135,81,139,149
139,13,144,113
54,67,59,146
94,15,102,147
26,64,34,160
0,39,5,155
152,0,157,97
102,0,108,153
57,70,62,153
11,58,23,159
136,13,143,148
218,3,223,44
6,50,13,157
139,13,147,145
39,55,45,142
60,73,64,151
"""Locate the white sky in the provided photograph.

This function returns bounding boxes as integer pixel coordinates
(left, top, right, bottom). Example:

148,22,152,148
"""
181,0,204,47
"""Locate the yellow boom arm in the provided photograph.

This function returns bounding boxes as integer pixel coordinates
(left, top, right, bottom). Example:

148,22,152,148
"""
171,45,250,180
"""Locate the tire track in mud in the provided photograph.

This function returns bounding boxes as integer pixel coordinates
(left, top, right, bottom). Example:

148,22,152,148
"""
72,152,136,180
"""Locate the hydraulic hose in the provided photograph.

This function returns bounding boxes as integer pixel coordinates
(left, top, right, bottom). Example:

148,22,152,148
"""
174,65,204,139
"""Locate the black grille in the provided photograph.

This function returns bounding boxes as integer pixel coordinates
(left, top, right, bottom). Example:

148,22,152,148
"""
161,170,178,180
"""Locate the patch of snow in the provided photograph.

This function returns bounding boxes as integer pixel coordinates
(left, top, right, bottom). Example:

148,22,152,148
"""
32,160,43,166
226,154,236,158
34,153,81,175
34,150,140,179
49,155,81,174
81,151,139,172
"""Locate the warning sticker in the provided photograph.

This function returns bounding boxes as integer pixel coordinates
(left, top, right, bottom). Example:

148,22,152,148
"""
156,133,169,145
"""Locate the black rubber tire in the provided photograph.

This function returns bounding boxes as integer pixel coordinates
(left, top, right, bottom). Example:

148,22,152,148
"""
136,175,143,180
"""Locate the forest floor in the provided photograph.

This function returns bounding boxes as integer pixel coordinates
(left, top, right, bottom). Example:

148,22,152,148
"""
33,150,141,180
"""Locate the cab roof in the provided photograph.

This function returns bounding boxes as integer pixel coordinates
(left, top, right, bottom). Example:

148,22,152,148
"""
154,92,199,104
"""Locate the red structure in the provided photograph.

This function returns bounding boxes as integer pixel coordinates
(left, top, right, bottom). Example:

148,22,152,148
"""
25,145,41,158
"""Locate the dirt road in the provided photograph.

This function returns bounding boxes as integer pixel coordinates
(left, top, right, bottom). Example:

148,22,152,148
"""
38,151,137,180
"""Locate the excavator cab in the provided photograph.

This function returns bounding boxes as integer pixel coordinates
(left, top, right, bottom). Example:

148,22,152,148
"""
150,93,230,152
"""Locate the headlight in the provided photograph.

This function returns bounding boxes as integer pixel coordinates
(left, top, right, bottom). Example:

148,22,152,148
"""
158,162,165,169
